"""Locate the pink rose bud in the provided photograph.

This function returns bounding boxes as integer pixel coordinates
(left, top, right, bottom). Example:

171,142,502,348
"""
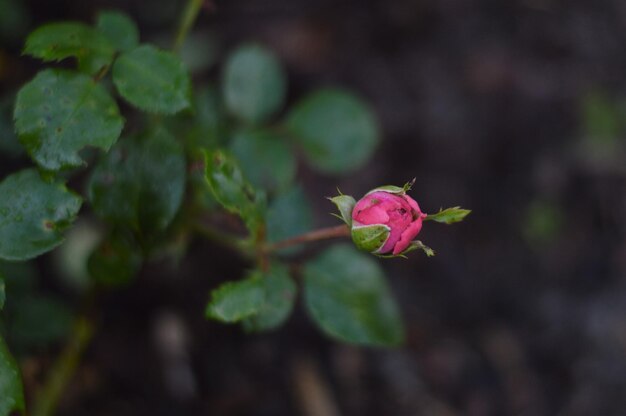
351,186,427,256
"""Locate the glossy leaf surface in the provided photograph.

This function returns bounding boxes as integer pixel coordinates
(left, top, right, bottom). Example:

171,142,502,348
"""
204,149,264,234
230,128,296,192
243,264,296,332
24,22,115,74
96,10,139,52
304,244,404,346
266,186,313,251
14,69,124,171
223,44,286,123
206,276,264,323
88,128,186,234
0,169,82,261
113,45,191,114
286,89,378,174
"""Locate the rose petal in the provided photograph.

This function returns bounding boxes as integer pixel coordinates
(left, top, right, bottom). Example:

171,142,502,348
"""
378,199,404,212
378,222,405,253
366,191,402,204
392,219,423,255
353,192,402,224
353,194,376,217
354,204,389,224
403,195,423,216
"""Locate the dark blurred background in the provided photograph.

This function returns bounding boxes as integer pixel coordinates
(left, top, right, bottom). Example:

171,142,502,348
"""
1,0,626,415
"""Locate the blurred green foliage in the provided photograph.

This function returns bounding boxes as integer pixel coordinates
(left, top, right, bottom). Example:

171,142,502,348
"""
0,8,391,410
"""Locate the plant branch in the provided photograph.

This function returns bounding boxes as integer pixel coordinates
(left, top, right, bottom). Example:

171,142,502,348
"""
92,63,111,82
193,222,254,257
173,0,205,52
262,225,350,253
194,220,351,258
32,317,95,416
256,223,270,272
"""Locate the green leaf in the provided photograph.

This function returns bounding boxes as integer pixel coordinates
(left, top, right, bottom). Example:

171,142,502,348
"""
243,263,296,332
230,128,296,192
165,86,226,161
185,85,227,149
0,274,5,310
113,45,191,114
203,149,252,211
14,69,124,171
206,276,264,323
0,169,82,261
96,10,139,52
9,295,73,348
203,149,264,234
424,206,471,224
328,194,356,226
266,186,313,251
177,30,218,74
188,150,219,212
87,128,186,234
0,335,25,416
286,89,379,174
88,232,142,287
223,44,286,123
23,22,115,74
304,244,404,346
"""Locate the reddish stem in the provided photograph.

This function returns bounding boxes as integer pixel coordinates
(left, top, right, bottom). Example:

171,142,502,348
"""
263,225,350,253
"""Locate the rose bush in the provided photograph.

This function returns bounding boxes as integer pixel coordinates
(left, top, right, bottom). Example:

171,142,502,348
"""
0,5,472,414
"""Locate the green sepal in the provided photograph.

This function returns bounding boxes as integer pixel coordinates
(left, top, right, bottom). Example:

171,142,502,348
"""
351,224,390,253
424,206,471,224
375,240,435,259
328,193,356,226
366,179,415,196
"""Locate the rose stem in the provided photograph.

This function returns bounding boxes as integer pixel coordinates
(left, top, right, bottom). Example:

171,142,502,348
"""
262,225,350,253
